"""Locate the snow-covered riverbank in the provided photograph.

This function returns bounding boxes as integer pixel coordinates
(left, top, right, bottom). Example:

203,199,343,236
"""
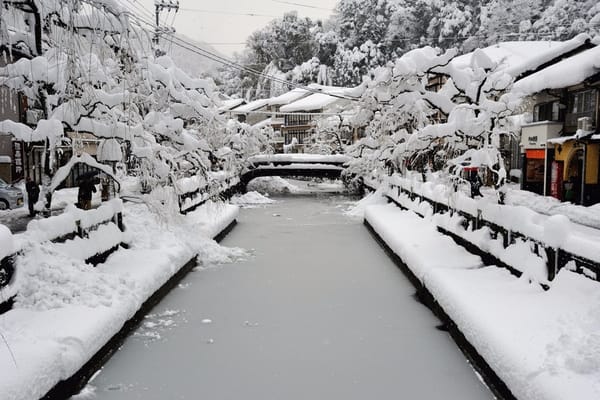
0,200,239,400
363,200,600,400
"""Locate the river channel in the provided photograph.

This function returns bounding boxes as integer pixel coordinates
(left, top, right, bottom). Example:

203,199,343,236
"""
85,192,493,400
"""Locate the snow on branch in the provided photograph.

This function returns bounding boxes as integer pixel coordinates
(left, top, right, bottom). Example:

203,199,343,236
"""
49,153,120,193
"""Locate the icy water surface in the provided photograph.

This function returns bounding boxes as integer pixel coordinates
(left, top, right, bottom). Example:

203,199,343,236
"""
85,193,493,399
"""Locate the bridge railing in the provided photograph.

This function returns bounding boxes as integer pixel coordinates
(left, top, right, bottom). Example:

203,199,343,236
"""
366,175,600,284
247,154,351,167
176,171,241,214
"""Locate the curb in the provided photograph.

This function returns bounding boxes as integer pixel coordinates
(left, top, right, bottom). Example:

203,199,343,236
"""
41,219,238,400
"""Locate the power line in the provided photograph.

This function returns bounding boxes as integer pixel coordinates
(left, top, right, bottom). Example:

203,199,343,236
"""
124,11,363,102
271,0,334,12
179,8,278,18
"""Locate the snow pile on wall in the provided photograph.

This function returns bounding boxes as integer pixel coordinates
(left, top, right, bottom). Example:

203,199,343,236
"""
23,199,123,244
247,177,302,195
505,187,600,230
387,172,600,268
230,191,275,206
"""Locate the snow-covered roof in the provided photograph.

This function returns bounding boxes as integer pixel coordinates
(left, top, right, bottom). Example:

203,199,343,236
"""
268,88,311,106
278,85,360,113
251,118,272,130
506,34,592,78
280,93,341,113
218,98,245,112
450,40,564,77
512,45,600,96
231,98,269,113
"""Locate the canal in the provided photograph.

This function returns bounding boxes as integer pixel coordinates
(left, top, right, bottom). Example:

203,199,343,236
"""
84,192,493,399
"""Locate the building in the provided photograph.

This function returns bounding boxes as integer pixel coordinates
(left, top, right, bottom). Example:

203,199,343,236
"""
278,86,357,153
218,98,246,120
513,41,600,205
229,99,270,125
266,88,312,150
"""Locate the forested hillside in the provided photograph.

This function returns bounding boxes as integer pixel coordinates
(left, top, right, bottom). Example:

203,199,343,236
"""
220,0,600,98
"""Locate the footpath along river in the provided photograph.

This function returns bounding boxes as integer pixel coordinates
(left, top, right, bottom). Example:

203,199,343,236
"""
84,192,493,400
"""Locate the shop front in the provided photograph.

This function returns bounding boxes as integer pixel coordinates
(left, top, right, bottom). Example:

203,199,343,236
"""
519,121,562,195
548,137,600,205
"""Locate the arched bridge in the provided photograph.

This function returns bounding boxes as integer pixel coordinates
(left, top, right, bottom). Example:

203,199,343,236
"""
241,154,350,189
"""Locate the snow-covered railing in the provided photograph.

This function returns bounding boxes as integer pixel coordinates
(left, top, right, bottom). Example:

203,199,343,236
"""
24,199,125,244
247,154,350,166
0,199,127,313
177,171,241,214
368,175,600,284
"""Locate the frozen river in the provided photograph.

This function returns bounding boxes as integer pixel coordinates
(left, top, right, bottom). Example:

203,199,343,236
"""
85,193,493,399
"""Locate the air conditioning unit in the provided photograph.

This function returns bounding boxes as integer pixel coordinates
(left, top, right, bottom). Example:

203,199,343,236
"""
577,116,593,132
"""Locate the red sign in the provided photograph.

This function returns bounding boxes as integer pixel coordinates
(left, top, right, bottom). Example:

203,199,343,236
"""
550,161,563,200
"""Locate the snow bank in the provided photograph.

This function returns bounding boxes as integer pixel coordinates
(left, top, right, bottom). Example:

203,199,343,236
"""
247,177,302,194
230,191,275,206
365,200,600,400
344,188,388,219
0,200,239,400
428,267,600,400
364,204,482,281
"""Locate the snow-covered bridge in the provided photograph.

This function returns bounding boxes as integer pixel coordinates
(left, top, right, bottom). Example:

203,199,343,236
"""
242,154,350,188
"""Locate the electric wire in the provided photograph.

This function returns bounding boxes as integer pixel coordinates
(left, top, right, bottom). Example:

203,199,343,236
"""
123,10,364,102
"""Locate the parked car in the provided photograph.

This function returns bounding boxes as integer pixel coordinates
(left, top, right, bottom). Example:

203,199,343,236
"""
0,178,24,210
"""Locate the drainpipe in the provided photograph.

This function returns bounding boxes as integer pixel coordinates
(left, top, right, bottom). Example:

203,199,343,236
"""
543,144,548,196
28,1,42,56
581,142,587,205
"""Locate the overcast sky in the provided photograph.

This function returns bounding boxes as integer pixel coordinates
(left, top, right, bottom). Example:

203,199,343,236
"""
134,0,339,57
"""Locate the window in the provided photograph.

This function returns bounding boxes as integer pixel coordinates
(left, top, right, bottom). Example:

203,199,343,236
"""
569,90,596,115
565,89,597,131
284,130,310,145
533,101,560,122
284,114,312,126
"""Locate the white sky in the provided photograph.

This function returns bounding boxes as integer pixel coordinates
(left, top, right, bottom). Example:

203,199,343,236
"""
133,0,339,57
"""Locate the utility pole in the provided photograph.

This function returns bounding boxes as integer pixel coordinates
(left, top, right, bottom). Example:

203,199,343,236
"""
153,0,179,58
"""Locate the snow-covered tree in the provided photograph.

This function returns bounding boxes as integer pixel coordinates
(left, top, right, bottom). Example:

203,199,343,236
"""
247,11,316,73
346,44,522,189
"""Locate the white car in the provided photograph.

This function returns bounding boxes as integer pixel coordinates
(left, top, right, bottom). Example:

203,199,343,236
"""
0,178,24,210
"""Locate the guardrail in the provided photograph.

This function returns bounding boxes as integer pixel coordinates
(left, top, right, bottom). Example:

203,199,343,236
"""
366,178,600,284
0,199,127,314
176,173,241,214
